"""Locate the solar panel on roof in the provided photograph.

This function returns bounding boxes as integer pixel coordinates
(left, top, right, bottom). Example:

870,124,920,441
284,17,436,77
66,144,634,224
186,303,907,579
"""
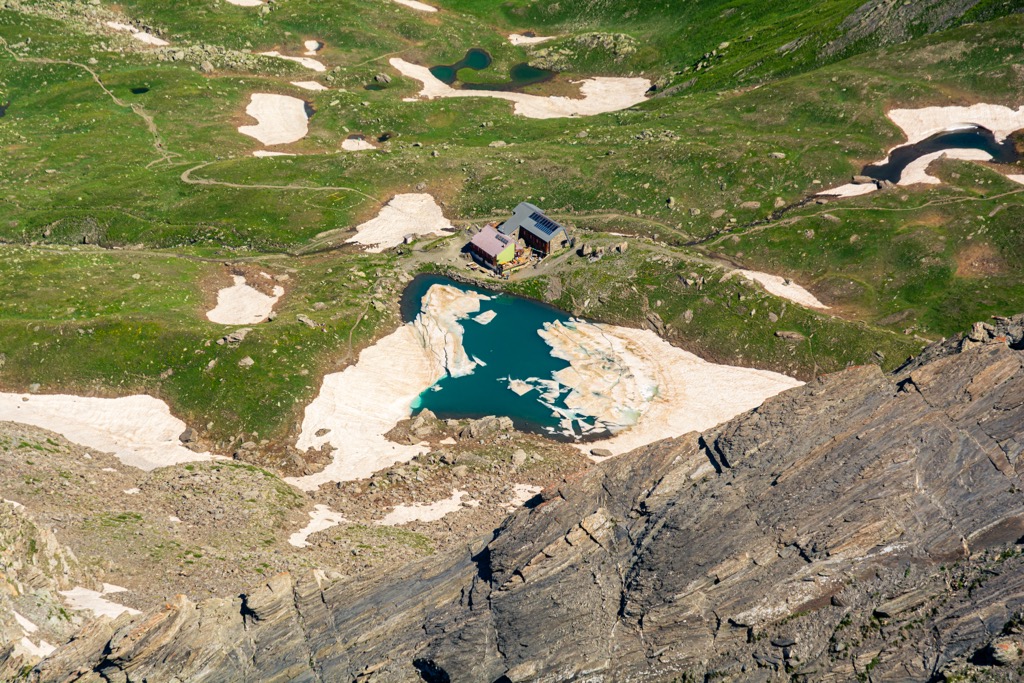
528,212,563,236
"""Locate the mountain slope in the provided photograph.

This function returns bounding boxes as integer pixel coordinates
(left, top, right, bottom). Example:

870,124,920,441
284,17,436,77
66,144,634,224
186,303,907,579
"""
29,316,1024,682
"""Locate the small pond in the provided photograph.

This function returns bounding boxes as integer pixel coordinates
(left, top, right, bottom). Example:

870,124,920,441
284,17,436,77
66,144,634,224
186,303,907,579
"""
131,87,149,95
863,126,1019,183
429,48,556,91
401,274,606,441
0,101,9,117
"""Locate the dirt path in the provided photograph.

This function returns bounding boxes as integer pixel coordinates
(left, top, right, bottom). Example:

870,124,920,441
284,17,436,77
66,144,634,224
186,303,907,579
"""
179,162,381,202
701,186,1024,248
0,37,179,168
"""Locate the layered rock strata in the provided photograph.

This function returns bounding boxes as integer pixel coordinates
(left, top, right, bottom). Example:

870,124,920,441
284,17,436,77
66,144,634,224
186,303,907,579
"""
29,326,1024,682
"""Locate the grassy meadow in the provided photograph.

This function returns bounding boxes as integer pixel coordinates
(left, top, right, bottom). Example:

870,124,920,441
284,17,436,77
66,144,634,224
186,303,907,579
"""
0,0,1022,442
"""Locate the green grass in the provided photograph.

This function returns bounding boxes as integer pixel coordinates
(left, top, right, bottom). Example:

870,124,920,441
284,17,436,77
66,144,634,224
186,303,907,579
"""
0,0,1023,449
0,245,391,442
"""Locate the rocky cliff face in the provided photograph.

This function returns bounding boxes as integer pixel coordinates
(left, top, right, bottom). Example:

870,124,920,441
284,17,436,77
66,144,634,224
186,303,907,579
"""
29,323,1024,682
0,499,81,679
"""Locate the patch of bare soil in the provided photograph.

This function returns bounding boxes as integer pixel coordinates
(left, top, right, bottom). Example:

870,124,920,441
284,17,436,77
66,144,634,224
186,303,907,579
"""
956,241,1007,278
811,274,871,308
877,308,918,327
198,264,287,323
230,263,286,297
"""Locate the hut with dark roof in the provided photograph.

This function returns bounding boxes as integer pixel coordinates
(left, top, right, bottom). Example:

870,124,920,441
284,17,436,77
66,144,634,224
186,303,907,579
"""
498,202,567,255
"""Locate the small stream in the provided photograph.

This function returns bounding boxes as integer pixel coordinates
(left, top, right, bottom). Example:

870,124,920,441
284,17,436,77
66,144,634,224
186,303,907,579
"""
862,126,1018,182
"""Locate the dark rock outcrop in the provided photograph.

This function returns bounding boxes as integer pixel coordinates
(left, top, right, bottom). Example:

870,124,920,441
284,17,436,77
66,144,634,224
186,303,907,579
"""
820,0,983,58
31,333,1024,682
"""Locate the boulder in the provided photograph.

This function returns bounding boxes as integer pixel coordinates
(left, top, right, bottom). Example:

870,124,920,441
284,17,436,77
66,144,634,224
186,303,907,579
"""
989,637,1024,666
409,410,438,439
646,310,666,335
460,416,514,440
218,327,252,347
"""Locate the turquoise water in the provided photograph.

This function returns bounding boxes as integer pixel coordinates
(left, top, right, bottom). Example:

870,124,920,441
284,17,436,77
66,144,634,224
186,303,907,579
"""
401,275,603,440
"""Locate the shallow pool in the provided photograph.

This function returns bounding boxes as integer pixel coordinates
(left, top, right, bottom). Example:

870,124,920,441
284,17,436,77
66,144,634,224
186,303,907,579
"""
863,126,1018,182
429,48,556,91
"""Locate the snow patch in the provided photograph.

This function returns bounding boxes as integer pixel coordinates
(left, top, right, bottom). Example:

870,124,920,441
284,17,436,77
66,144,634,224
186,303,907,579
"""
287,285,486,489
393,0,438,11
17,636,55,659
292,80,328,91
259,51,327,72
819,183,878,198
506,483,542,511
534,320,803,457
60,586,140,619
733,270,830,309
888,104,1024,147
376,490,477,525
342,137,376,151
473,310,497,325
389,58,650,119
508,33,557,46
0,394,214,471
238,93,309,146
105,21,169,47
12,611,38,634
898,148,993,185
821,104,1024,197
345,193,454,252
206,274,283,325
289,505,345,548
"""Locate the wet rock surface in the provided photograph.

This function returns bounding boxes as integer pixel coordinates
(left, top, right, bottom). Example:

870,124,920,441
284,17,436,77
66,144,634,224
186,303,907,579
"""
25,327,1024,681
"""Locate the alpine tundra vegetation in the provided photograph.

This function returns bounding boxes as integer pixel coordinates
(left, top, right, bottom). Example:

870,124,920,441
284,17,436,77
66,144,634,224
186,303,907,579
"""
2,0,1024,680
